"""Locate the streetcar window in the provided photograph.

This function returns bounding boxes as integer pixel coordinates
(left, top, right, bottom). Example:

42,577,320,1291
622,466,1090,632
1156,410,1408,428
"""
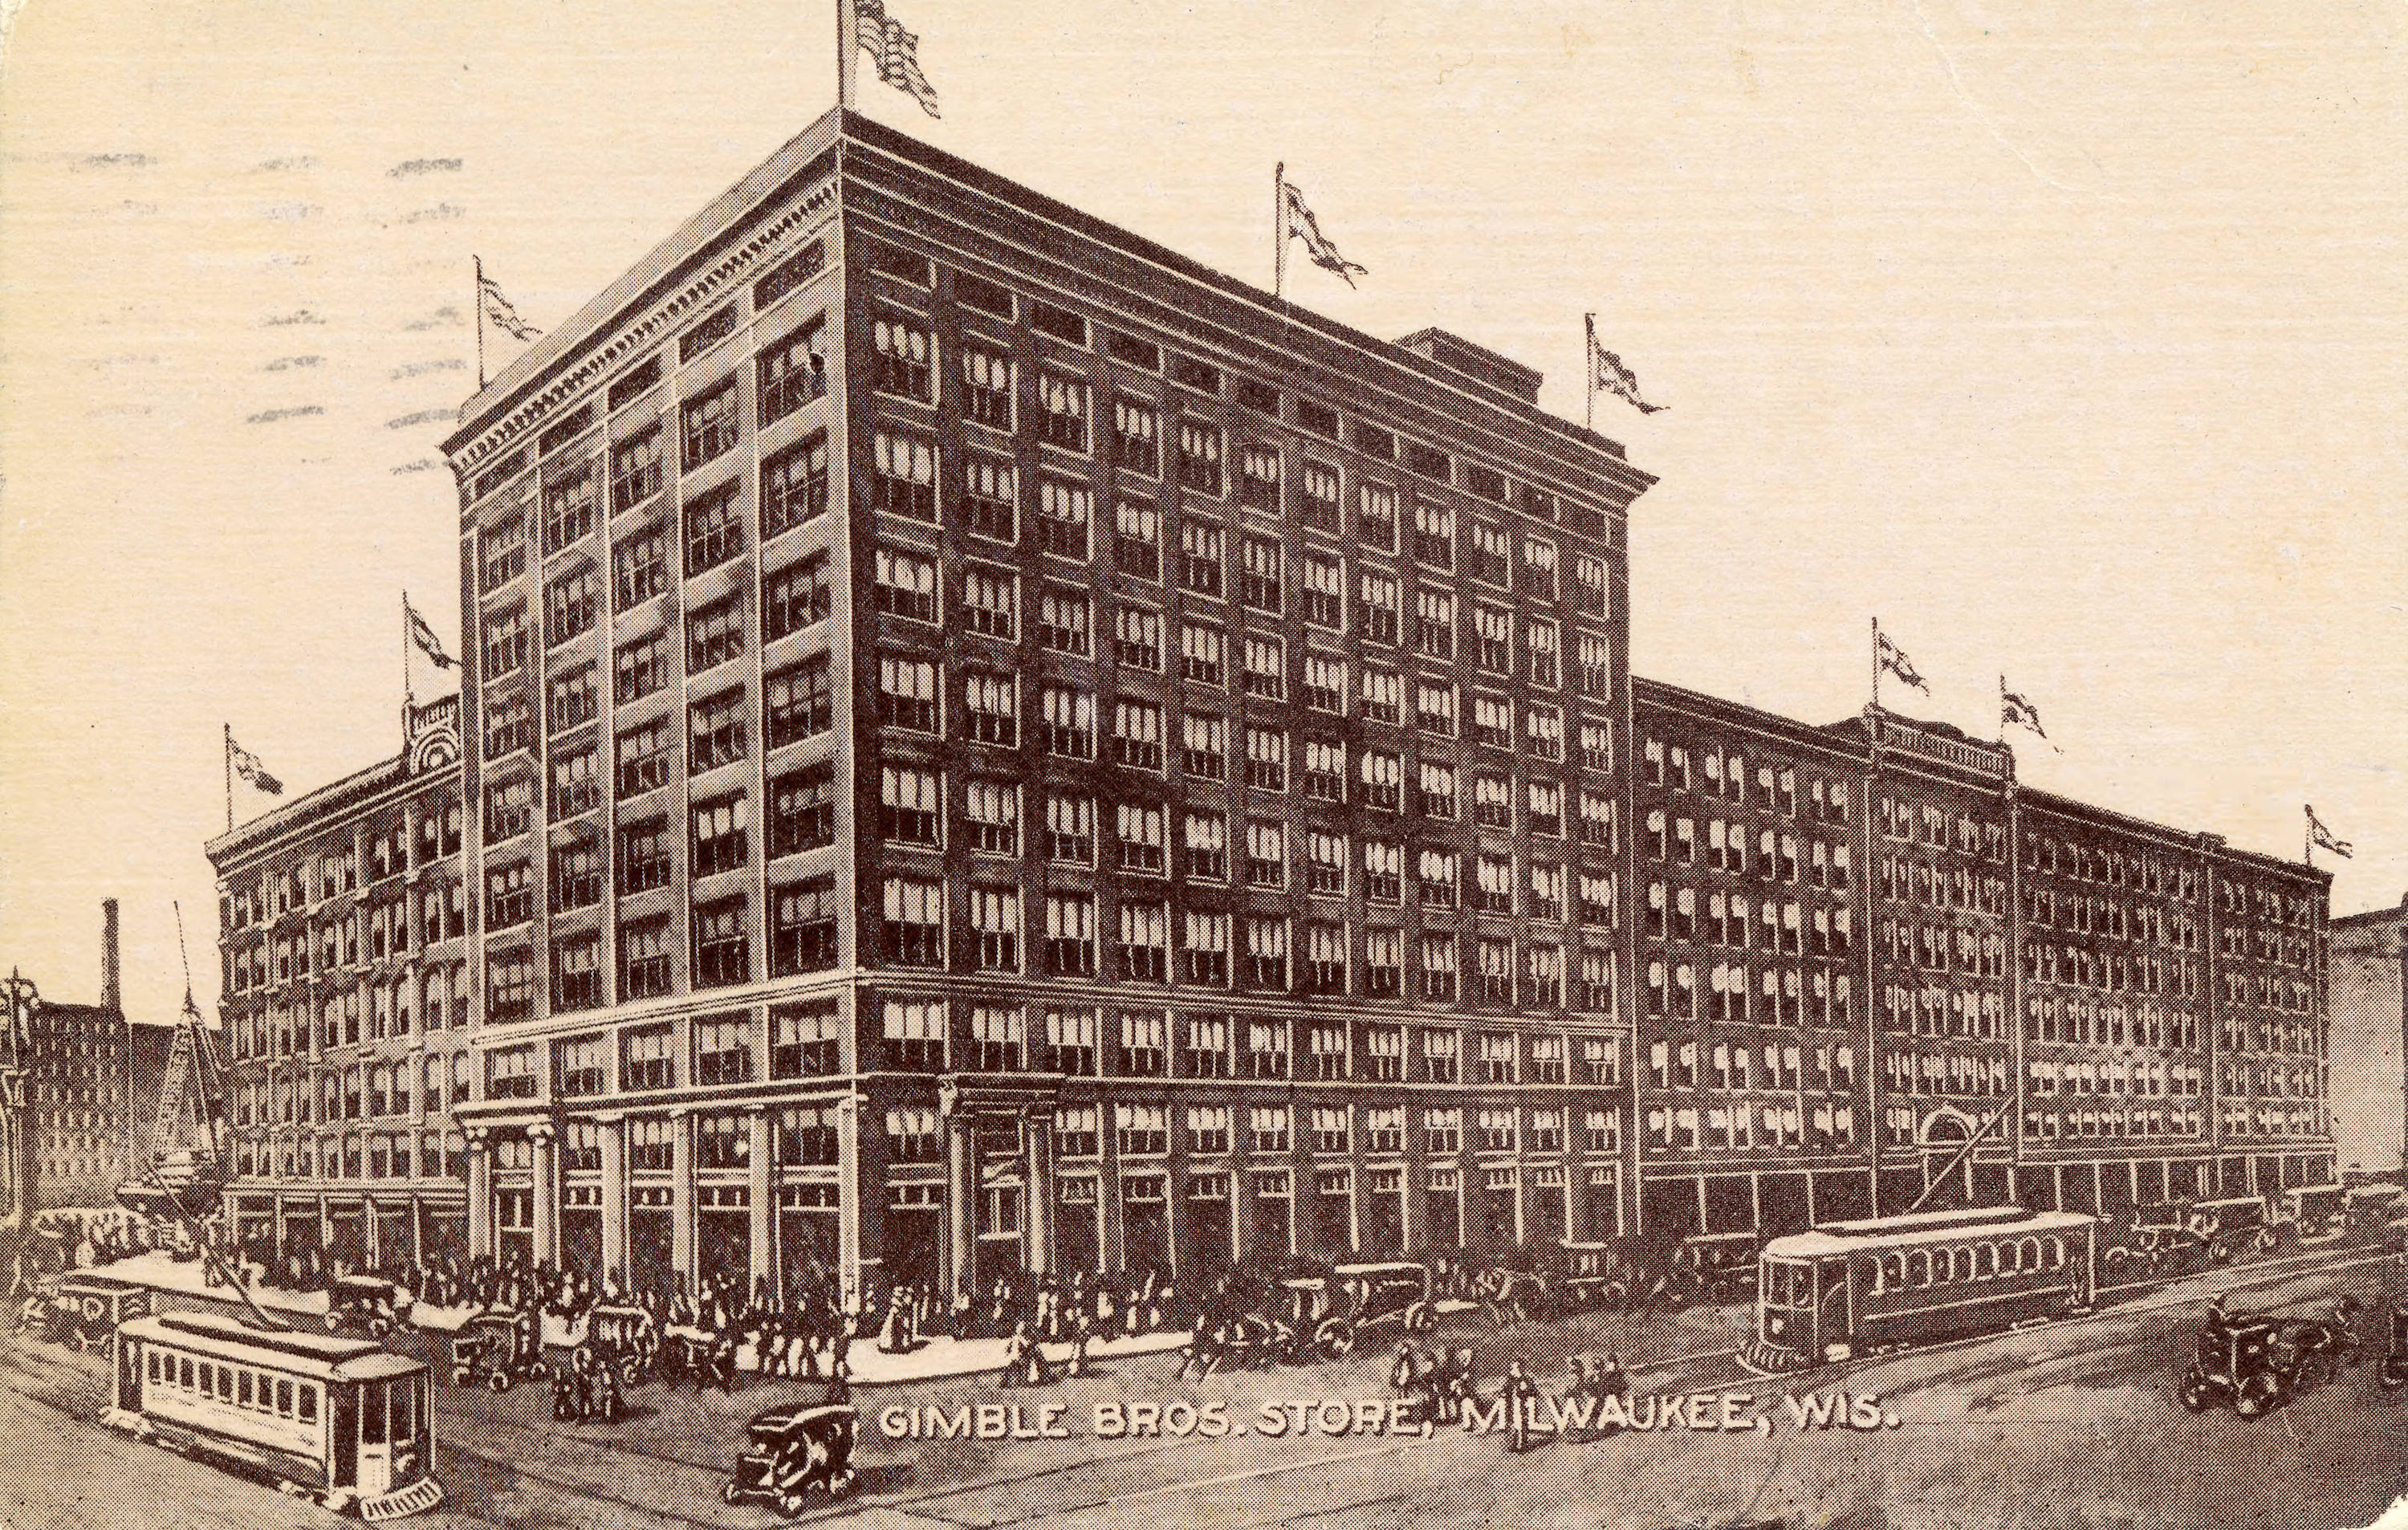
178,1356,194,1390
238,1370,254,1407
2002,1241,2021,1274
1861,1256,1882,1295
1977,1243,1998,1278
2044,1236,2064,1269
393,1375,416,1442
145,1351,160,1384
1885,1254,1906,1291
298,1383,319,1424
276,1379,293,1416
1910,1251,1930,1287
363,1380,387,1445
1950,1247,1971,1283
2020,1237,2040,1270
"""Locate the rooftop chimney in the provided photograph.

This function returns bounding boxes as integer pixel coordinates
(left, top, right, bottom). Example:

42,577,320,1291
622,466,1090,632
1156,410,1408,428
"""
101,898,120,1012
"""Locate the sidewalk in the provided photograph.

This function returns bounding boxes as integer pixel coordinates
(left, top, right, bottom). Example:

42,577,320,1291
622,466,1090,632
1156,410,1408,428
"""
83,1252,1194,1385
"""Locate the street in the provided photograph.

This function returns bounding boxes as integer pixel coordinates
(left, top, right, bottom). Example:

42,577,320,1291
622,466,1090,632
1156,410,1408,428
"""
2,1250,2405,1528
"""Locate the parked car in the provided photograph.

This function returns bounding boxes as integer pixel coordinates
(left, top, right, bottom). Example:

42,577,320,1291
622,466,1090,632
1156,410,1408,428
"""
579,1302,661,1389
2188,1196,2276,1263
1554,1241,1629,1308
722,1387,858,1513
1278,1262,1434,1360
450,1308,547,1392
2272,1185,2349,1249
323,1275,412,1340
24,1275,151,1351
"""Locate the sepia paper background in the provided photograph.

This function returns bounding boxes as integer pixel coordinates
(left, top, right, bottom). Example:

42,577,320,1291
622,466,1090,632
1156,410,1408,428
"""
2,0,2403,1114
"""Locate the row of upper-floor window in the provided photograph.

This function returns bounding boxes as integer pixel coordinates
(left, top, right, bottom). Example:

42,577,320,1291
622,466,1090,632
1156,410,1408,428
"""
225,892,468,992
1881,856,2005,914
864,535,1614,690
864,657,1596,773
1879,983,2011,1042
226,966,469,1056
230,1053,471,1127
232,1131,464,1185
2019,883,2201,949
856,240,1595,536
1645,886,1854,956
1641,1101,1857,1154
1649,814,1852,889
223,809,463,930
2015,1106,2207,1144
2026,1056,2204,1098
1642,959,1857,1030
503,997,1624,1100
2024,942,2204,999
2024,995,2202,1052
2215,1101,2329,1138
1637,739,1852,826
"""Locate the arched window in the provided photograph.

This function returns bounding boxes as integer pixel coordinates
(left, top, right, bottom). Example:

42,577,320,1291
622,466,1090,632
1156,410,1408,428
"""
2044,1235,2064,1269
1886,1253,1908,1292
1976,1242,1998,1278
1910,1250,1932,1287
2019,1236,2040,1272
1863,1255,1885,1294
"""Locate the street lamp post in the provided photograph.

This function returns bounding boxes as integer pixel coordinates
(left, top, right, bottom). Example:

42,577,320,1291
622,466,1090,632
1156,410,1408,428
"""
0,970,40,1232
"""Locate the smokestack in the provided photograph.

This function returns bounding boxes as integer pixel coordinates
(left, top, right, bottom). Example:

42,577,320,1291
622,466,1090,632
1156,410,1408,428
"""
101,898,120,1012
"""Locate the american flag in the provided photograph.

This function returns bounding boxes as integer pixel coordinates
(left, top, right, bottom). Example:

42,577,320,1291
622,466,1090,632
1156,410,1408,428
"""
1587,314,1667,414
856,0,941,118
2307,805,2353,859
1282,181,1367,288
1877,629,1930,696
230,736,283,796
478,270,540,343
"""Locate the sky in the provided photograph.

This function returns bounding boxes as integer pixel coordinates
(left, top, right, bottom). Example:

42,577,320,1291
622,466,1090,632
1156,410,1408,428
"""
2,0,2403,1031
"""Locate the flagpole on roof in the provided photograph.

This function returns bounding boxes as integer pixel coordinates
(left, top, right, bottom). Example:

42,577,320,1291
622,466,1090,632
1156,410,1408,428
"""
1273,162,1287,303
1584,315,1597,433
474,255,486,390
836,0,859,108
222,723,233,835
401,592,414,709
1870,616,1881,714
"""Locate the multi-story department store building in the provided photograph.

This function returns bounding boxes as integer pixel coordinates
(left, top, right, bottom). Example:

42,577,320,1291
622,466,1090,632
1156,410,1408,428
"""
209,108,2333,1304
206,698,473,1270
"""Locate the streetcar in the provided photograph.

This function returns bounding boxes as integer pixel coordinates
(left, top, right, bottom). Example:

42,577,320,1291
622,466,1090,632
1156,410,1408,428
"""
1740,1206,2097,1374
103,1310,445,1519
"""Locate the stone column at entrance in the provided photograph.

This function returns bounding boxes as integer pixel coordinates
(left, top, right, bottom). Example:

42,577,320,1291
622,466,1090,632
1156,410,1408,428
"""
669,1107,694,1280
943,1102,974,1298
836,1094,867,1317
747,1108,774,1285
527,1119,557,1267
597,1115,627,1288
465,1128,493,1259
1023,1108,1054,1276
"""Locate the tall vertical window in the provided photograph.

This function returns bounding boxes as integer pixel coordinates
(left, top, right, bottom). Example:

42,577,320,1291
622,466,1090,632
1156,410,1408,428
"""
881,877,944,966
691,898,749,987
1112,398,1160,476
757,317,827,425
770,764,836,856
765,656,832,747
868,432,938,519
1177,421,1223,494
1045,893,1096,976
610,426,664,512
962,458,1017,542
612,523,669,610
762,433,830,537
683,482,745,576
481,515,527,593
872,315,934,401
1038,480,1092,559
681,378,739,470
877,653,939,734
542,468,596,554
1037,374,1089,452
763,553,832,641
771,878,840,974
960,344,1015,430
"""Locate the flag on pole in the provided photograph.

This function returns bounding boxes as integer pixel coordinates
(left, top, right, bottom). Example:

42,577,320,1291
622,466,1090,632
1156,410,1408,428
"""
405,596,456,670
478,269,540,343
2000,679,2047,739
230,736,283,796
1281,180,1367,288
1586,315,1667,415
1876,629,1930,695
853,0,941,116
2306,805,2353,859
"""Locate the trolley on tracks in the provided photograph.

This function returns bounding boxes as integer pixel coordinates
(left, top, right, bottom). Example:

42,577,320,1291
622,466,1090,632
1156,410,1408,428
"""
103,1310,445,1520
1740,1205,2097,1374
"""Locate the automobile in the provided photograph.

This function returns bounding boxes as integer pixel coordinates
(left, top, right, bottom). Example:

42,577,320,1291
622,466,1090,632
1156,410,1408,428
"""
2179,1312,2290,1415
1554,1241,1629,1309
449,1308,548,1392
1654,1231,1761,1309
323,1275,413,1340
2344,1183,2406,1245
578,1302,661,1389
2381,1301,2408,1393
1277,1262,1435,1361
2272,1184,2350,1249
30,1275,153,1351
2187,1196,2276,1263
722,1386,858,1514
2104,1202,2208,1281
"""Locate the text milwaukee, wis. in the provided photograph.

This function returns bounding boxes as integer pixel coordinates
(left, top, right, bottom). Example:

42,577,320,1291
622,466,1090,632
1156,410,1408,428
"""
876,1393,1902,1443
